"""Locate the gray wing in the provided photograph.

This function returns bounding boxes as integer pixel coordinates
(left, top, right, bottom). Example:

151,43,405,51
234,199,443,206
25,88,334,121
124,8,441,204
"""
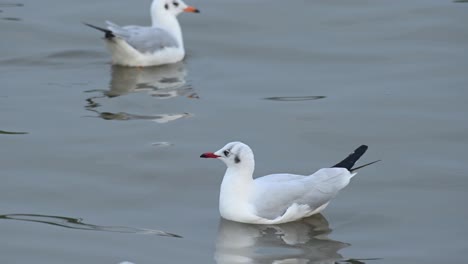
106,21,179,53
252,168,350,220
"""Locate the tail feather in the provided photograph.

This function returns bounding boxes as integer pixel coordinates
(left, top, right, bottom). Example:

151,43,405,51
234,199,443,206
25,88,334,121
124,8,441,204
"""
83,22,114,39
332,145,368,171
350,160,381,172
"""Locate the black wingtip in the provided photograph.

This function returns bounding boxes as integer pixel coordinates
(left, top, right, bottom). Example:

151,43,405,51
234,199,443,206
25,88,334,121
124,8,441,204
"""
83,22,114,39
355,145,368,154
332,145,369,171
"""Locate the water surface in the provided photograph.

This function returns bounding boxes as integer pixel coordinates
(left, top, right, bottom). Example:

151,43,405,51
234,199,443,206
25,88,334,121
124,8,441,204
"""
1,0,467,263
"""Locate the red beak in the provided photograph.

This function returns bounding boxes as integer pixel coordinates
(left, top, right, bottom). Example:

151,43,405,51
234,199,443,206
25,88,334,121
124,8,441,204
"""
200,152,220,158
184,6,200,13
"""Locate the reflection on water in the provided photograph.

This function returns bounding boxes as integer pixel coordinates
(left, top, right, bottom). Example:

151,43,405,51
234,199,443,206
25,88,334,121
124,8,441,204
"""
91,111,190,123
264,96,326,102
91,63,198,99
0,2,23,21
85,99,191,123
216,214,379,264
0,213,181,238
216,214,350,264
84,63,195,122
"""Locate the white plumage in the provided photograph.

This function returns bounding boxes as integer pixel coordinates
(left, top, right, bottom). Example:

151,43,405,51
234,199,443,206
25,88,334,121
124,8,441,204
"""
201,142,374,224
85,0,199,67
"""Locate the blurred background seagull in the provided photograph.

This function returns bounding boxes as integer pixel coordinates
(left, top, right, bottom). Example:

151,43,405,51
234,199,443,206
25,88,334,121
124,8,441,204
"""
201,142,380,224
85,0,199,67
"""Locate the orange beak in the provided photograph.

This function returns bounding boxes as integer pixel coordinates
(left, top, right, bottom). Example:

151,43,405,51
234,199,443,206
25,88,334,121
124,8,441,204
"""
184,6,200,13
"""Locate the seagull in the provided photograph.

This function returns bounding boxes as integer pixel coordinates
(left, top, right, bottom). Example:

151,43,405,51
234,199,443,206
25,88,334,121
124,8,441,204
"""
200,142,380,224
84,0,199,67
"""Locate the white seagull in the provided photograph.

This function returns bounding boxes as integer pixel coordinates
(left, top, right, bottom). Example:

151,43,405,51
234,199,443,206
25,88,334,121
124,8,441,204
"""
85,0,199,67
200,142,379,224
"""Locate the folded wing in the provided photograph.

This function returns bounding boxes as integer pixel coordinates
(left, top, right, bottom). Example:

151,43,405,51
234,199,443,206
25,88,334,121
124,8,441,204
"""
106,21,179,54
252,168,352,220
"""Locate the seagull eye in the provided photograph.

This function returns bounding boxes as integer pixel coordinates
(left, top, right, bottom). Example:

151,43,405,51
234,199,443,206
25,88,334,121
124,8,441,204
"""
173,1,179,7
164,3,169,9
223,150,230,156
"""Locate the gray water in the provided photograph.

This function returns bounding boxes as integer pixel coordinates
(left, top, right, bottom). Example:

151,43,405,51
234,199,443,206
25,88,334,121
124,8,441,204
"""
1,0,467,263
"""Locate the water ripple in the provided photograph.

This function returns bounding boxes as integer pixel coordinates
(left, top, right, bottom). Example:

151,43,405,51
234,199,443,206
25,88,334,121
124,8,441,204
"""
92,111,191,123
151,142,173,147
0,129,28,135
84,99,192,123
0,213,181,238
0,2,23,22
264,95,326,102
0,2,23,7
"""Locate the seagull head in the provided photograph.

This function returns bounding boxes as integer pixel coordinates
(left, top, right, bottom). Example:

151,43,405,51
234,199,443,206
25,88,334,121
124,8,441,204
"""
200,141,255,169
152,0,200,17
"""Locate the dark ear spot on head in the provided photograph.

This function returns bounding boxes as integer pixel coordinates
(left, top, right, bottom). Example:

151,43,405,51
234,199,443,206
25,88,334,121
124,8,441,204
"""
164,3,169,9
234,155,241,164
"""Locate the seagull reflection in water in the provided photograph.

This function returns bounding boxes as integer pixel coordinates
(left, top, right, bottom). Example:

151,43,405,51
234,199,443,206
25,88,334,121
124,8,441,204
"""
216,214,377,264
99,62,197,99
84,62,195,122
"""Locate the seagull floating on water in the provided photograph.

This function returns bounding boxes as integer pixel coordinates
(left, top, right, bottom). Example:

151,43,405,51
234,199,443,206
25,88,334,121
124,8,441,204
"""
201,142,379,224
85,0,199,67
